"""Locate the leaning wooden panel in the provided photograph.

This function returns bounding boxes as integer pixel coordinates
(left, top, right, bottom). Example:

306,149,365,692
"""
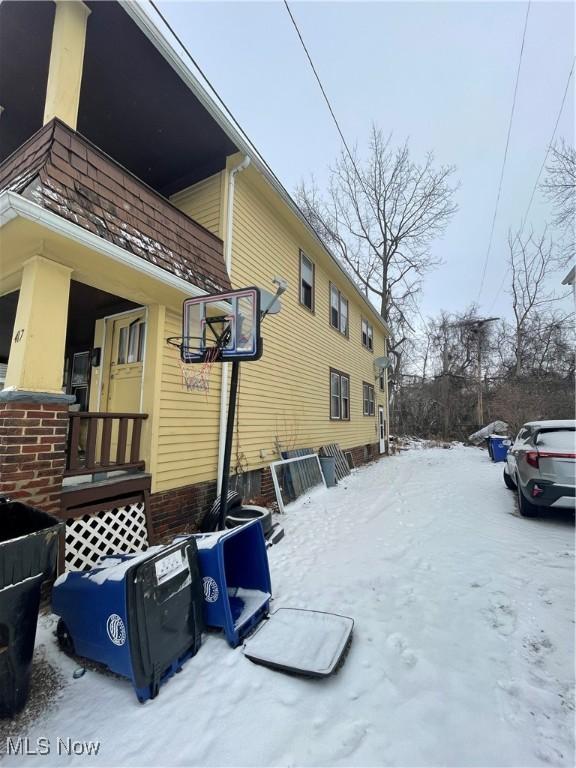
319,443,351,482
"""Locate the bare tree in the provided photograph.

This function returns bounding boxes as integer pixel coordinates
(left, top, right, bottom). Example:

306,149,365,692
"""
542,139,575,265
394,296,574,439
507,228,568,376
518,311,574,378
296,126,458,385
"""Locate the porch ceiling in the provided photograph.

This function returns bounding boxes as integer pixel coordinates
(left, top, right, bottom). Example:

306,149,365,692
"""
0,281,136,362
0,1,237,195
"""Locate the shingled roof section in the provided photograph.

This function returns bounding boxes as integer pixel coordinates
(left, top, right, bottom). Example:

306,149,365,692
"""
0,119,231,294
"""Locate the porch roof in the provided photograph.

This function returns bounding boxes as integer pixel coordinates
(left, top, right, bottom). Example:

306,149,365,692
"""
0,119,231,294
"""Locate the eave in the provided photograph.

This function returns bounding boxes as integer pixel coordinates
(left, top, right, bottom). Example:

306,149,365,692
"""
121,1,390,336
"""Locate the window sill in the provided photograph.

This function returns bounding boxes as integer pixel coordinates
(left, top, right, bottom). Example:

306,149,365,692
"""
329,322,349,339
299,301,315,315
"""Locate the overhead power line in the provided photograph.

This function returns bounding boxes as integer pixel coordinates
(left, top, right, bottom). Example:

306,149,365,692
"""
476,0,532,304
488,56,575,312
149,2,249,144
283,1,434,336
283,0,365,188
147,0,400,341
148,1,291,200
519,56,575,231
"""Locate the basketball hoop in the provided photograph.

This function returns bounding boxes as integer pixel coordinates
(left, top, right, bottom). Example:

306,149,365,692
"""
167,337,222,394
165,282,286,532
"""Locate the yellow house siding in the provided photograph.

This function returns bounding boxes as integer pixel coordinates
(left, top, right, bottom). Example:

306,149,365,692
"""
158,165,389,493
227,172,387,470
160,174,226,491
155,308,223,491
170,173,224,238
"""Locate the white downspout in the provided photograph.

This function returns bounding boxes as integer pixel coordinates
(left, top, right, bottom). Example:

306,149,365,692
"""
217,155,251,495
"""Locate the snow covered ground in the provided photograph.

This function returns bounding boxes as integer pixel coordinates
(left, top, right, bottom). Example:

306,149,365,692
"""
2,445,574,767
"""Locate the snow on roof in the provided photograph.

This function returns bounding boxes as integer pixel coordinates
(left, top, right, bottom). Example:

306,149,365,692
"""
523,420,575,429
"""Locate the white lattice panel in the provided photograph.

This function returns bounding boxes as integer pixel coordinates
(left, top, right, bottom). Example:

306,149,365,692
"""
65,502,149,571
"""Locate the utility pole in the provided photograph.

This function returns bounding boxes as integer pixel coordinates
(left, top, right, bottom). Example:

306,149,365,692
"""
435,315,499,437
432,319,451,440
441,322,450,440
454,316,499,427
477,336,483,426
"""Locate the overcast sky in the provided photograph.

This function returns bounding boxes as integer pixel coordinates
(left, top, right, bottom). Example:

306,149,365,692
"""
155,1,574,324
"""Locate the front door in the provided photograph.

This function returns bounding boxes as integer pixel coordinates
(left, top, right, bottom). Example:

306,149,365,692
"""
104,310,146,413
378,405,386,454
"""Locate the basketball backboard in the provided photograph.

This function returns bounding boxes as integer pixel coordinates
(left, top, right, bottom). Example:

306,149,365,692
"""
180,287,262,363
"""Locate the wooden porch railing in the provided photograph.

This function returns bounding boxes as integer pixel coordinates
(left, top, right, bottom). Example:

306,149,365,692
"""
65,412,148,477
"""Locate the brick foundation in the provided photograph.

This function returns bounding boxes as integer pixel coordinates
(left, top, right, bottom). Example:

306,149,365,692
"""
348,441,380,469
149,479,217,541
0,396,71,515
146,440,384,541
259,442,382,504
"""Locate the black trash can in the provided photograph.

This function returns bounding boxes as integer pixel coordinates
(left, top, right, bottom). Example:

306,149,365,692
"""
0,499,63,717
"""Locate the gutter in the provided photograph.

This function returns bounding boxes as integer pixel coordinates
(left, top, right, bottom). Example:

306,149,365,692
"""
0,191,209,300
561,265,575,286
216,155,251,496
120,2,389,336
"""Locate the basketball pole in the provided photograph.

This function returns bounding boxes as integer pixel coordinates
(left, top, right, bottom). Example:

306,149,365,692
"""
217,280,286,529
217,359,240,530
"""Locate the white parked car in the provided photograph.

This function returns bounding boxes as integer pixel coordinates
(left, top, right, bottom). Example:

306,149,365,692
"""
504,420,576,516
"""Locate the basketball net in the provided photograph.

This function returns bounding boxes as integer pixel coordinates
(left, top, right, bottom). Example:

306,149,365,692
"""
178,344,220,394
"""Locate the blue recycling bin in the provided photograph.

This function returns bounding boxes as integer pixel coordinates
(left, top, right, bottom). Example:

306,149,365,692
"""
52,539,204,702
193,520,272,647
489,435,511,462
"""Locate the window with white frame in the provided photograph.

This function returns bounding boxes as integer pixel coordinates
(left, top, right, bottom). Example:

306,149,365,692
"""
299,251,314,311
330,368,350,420
118,320,146,365
361,319,373,351
362,382,375,416
330,284,348,336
